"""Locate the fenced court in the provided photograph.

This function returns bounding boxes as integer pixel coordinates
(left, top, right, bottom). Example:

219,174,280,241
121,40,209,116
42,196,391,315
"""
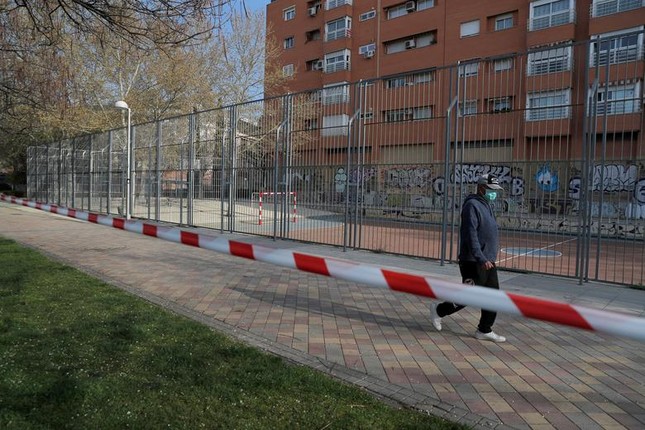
26,33,645,286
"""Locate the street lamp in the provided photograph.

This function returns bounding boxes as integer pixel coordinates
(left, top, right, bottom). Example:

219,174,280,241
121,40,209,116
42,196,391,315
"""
114,100,131,219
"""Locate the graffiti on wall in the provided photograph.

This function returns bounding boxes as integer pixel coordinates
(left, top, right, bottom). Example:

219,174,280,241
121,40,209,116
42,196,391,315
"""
348,167,377,185
433,163,525,197
591,164,638,192
536,164,559,192
453,164,512,185
331,163,645,218
568,164,639,199
385,167,433,189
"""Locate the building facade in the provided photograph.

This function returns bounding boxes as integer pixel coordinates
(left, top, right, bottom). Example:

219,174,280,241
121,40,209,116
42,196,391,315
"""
265,0,644,164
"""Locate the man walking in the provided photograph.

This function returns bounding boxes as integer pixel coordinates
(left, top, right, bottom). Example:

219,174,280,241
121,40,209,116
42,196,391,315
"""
430,174,506,342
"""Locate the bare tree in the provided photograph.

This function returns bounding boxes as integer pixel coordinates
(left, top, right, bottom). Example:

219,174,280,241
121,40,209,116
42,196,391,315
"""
0,0,239,49
0,0,251,180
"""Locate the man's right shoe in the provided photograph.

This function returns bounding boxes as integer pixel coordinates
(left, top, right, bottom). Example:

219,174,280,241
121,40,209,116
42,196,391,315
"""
475,330,506,343
429,303,442,331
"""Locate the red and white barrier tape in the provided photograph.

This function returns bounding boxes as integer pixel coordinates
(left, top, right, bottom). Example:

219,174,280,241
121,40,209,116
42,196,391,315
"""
3,193,644,343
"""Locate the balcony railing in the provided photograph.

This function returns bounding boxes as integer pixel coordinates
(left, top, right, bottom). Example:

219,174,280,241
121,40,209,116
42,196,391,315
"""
529,9,575,31
324,61,350,73
590,0,644,17
326,0,352,10
325,28,351,42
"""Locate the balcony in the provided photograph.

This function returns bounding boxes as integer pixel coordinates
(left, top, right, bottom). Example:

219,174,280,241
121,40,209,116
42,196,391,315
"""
324,61,350,74
325,28,351,42
528,8,575,31
590,0,644,17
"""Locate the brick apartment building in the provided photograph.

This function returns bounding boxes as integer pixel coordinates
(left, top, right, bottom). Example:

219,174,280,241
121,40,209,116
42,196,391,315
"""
265,0,645,167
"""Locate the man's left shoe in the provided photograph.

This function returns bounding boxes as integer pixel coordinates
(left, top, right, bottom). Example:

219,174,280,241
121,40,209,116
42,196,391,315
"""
475,330,506,343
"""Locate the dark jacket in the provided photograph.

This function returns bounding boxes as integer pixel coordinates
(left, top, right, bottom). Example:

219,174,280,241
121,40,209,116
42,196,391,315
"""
458,193,499,264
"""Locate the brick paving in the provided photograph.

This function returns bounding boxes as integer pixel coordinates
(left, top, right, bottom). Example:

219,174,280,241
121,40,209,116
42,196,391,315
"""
1,202,644,430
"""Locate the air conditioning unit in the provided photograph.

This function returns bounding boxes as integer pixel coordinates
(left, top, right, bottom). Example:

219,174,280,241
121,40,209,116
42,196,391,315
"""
308,6,317,16
405,1,416,12
404,39,416,49
312,60,324,70
363,50,375,58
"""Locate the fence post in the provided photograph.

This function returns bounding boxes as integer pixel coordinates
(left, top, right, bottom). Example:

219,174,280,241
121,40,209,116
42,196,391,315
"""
274,118,287,241
228,105,237,232
188,111,195,226
578,36,596,284
88,135,93,212
441,95,459,265
352,81,365,250
107,132,112,214
155,121,162,221
343,109,361,252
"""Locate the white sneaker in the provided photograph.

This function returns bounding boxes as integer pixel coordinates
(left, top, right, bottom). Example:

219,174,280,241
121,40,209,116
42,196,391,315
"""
429,303,442,331
475,330,506,343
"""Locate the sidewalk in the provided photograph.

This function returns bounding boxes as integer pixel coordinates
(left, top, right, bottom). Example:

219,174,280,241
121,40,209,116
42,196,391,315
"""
1,201,644,430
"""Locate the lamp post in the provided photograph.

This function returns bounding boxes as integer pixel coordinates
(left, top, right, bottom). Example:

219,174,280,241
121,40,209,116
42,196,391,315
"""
114,100,131,219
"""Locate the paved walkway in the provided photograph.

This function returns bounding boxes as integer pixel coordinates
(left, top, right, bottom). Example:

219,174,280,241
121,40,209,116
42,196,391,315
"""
1,201,644,430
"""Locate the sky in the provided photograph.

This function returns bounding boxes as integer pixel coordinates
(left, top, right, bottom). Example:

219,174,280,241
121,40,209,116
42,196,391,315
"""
240,0,270,14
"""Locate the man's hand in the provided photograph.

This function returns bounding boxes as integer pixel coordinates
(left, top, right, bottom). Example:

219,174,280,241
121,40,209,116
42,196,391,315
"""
482,261,495,270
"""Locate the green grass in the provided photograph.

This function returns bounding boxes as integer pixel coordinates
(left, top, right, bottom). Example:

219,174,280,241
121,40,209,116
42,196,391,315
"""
0,238,467,429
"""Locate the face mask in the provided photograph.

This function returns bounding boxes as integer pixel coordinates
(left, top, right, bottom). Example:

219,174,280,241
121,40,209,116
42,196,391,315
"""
484,190,497,202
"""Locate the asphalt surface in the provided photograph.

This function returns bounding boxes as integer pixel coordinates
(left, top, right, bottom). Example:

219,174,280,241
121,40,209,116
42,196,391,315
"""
1,201,644,430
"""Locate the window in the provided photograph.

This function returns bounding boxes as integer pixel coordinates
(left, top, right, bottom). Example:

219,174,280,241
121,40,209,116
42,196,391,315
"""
590,28,644,66
413,71,434,84
359,43,376,55
490,97,513,113
284,37,294,49
322,82,349,105
306,59,323,71
417,0,435,11
386,77,407,88
526,90,571,121
387,1,418,19
306,29,321,42
326,0,352,10
283,64,294,77
359,10,376,21
414,106,432,119
459,100,478,116
460,20,480,38
385,71,434,88
458,62,479,77
326,17,351,41
592,0,644,17
384,106,432,122
493,57,513,72
324,49,350,73
596,82,641,115
416,32,436,47
304,118,318,130
528,45,572,75
385,31,436,53
322,114,349,136
284,6,295,20
529,0,574,31
494,13,514,30
307,1,322,15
